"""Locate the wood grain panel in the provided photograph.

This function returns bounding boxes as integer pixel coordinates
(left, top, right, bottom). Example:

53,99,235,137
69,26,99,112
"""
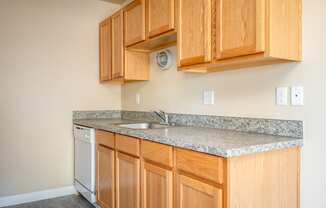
176,174,223,208
141,140,173,167
215,0,265,59
111,10,124,79
227,147,301,208
124,0,146,46
127,31,177,52
177,0,212,66
116,134,140,157
176,148,225,184
99,18,112,82
124,50,149,81
141,162,173,208
147,0,175,38
96,145,115,208
267,0,302,60
96,130,115,149
116,152,140,208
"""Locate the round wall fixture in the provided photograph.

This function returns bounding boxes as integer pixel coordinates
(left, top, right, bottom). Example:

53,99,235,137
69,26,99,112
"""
156,49,173,70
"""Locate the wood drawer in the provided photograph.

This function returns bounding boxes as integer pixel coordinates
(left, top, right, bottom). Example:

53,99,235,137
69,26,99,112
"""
176,148,225,184
96,130,115,149
116,134,140,157
141,140,173,168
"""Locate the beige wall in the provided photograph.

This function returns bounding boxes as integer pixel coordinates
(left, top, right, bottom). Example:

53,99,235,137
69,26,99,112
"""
0,0,325,207
0,0,121,196
122,0,325,207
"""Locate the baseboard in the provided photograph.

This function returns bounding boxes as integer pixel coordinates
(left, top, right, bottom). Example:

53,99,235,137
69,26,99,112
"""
0,186,77,207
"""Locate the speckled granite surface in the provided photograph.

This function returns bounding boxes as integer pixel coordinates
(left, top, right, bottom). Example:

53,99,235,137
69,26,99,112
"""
73,110,121,120
122,111,303,138
73,118,303,158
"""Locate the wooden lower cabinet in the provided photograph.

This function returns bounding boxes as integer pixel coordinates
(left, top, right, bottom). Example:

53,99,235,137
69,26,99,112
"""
96,130,300,208
116,152,140,208
141,162,173,208
176,174,223,208
96,145,115,208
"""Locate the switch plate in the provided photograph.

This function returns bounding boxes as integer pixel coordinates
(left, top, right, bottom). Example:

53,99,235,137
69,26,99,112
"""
276,87,289,106
203,90,215,105
291,86,304,106
136,93,141,105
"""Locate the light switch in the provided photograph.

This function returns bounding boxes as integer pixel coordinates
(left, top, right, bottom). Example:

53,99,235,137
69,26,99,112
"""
276,87,289,106
203,90,215,105
291,86,304,106
136,93,141,105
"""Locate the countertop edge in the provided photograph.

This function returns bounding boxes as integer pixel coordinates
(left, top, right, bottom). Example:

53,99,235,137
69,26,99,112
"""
73,120,303,158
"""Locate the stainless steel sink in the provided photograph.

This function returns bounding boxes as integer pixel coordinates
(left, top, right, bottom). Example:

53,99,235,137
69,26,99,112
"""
117,123,168,130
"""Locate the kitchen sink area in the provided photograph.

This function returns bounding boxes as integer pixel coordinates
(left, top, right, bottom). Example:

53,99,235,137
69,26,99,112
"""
117,123,169,130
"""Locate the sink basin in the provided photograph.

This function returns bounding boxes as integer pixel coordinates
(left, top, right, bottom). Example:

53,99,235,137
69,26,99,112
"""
117,123,168,130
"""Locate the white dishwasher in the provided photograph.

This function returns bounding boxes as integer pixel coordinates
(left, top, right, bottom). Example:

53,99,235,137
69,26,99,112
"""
74,125,96,205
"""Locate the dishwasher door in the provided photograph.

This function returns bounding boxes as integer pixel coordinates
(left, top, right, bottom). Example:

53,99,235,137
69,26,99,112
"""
74,125,96,198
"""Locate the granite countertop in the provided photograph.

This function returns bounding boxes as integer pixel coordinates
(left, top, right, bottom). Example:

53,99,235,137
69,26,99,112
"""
73,118,303,158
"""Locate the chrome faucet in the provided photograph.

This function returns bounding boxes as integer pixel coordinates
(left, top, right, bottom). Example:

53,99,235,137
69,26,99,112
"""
153,110,169,125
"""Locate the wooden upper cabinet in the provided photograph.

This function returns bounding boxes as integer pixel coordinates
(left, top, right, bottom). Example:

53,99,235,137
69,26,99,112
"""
99,18,112,82
116,152,140,208
177,0,212,67
176,174,223,208
124,0,146,46
215,0,265,59
111,10,124,79
141,162,173,208
146,0,175,38
96,145,115,208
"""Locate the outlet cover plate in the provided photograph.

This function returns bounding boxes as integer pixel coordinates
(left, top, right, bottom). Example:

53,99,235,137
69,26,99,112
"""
291,86,304,106
203,90,215,105
276,87,289,106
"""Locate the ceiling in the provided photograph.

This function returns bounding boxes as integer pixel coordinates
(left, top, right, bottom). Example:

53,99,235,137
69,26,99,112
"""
100,0,127,4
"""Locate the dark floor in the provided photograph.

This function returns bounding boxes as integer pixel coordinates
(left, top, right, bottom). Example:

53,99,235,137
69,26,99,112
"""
5,195,94,208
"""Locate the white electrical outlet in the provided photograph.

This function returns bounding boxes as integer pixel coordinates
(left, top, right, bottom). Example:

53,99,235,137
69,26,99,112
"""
276,87,289,106
291,86,304,106
203,90,215,105
136,93,141,105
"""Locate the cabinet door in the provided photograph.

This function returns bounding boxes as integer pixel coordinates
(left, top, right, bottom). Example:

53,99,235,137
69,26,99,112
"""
124,0,146,46
99,18,112,82
176,174,223,208
116,152,140,208
96,145,115,208
177,0,211,66
215,0,265,59
147,0,175,38
141,162,173,208
111,10,124,79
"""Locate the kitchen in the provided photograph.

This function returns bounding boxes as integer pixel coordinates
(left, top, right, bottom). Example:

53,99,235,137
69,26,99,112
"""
0,0,324,208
